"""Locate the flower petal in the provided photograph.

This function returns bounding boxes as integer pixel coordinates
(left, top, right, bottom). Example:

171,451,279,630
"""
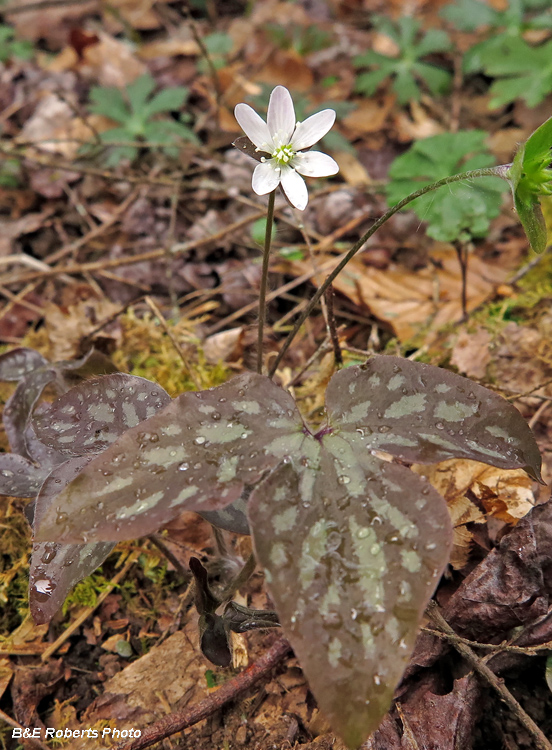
280,167,308,210
252,161,281,195
267,86,296,145
293,151,339,177
291,109,336,151
234,104,273,151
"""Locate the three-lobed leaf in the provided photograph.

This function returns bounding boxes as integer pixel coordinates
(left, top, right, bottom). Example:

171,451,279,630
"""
29,355,543,747
386,131,505,242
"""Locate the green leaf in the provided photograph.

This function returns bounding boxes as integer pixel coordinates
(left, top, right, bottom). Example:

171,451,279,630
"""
353,18,450,104
142,87,189,118
126,73,157,113
251,217,276,245
508,116,552,253
88,86,129,124
440,0,497,31
386,131,505,242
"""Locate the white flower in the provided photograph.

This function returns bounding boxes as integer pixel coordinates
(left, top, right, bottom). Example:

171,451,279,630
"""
234,86,339,210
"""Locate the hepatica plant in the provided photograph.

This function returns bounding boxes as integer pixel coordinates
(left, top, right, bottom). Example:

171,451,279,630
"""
0,90,550,748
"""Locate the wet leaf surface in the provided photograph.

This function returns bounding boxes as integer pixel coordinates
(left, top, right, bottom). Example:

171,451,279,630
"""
326,356,542,481
249,447,452,748
34,372,304,544
33,373,171,456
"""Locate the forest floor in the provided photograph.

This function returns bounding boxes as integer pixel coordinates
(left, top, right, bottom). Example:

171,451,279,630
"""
1,0,552,748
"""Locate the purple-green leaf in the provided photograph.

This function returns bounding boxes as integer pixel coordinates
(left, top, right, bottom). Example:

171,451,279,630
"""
29,455,115,624
0,453,48,497
3,369,57,459
199,493,250,534
249,444,452,749
325,356,542,482
0,347,48,381
33,374,171,456
34,373,304,544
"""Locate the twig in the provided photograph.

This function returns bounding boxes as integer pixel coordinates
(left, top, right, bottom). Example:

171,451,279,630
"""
40,551,139,662
420,627,552,655
0,211,266,287
0,708,51,750
112,637,291,750
144,296,202,390
425,603,552,750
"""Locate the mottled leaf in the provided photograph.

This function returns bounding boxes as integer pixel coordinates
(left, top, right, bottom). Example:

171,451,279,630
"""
249,441,452,749
0,347,48,381
325,356,542,482
29,456,115,624
0,453,48,497
3,369,57,459
199,493,250,534
34,373,304,544
33,374,171,456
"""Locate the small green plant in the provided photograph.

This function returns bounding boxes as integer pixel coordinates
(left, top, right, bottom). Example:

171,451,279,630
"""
266,22,333,55
198,32,233,72
86,73,198,166
385,130,504,242
0,24,34,63
0,157,21,188
441,0,552,107
353,15,451,104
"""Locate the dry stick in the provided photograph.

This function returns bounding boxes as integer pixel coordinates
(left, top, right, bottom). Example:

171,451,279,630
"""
43,186,141,267
40,551,140,662
0,211,266,287
112,636,291,750
206,255,349,336
421,627,552,656
2,0,91,13
425,603,552,750
0,708,51,750
144,296,202,390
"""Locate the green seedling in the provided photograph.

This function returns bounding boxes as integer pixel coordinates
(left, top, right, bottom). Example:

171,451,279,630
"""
0,24,34,63
353,15,451,104
386,130,504,243
86,73,198,165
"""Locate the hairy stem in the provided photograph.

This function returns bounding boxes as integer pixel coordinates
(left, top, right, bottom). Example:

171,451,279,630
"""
257,190,276,374
269,166,504,377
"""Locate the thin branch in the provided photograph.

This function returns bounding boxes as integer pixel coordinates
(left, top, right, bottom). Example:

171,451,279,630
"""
144,296,202,390
112,637,291,750
425,603,552,750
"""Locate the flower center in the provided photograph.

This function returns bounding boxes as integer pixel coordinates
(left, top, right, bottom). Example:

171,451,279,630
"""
272,144,295,165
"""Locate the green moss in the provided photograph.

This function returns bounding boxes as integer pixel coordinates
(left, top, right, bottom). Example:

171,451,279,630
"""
112,310,234,395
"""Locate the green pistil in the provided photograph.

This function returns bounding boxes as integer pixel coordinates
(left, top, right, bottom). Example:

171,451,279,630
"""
272,144,295,166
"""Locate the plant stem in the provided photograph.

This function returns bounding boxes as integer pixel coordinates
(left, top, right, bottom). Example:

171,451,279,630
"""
258,190,276,374
268,166,503,378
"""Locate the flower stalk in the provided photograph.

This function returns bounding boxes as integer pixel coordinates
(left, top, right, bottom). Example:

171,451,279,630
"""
257,190,276,374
